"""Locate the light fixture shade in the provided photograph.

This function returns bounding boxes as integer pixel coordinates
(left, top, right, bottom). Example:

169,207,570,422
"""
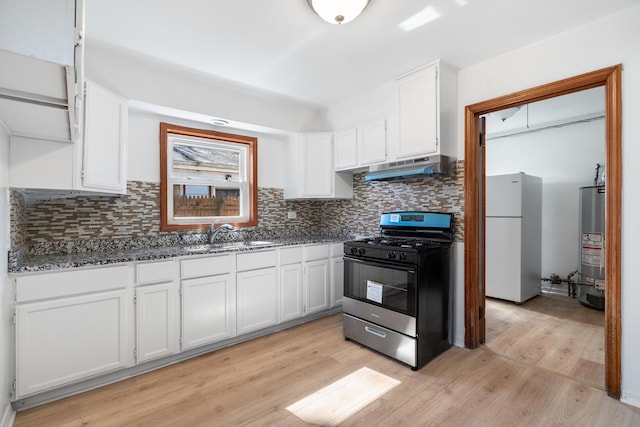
307,0,371,24
489,106,521,122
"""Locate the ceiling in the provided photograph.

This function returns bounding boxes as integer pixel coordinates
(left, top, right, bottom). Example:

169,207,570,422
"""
85,0,637,109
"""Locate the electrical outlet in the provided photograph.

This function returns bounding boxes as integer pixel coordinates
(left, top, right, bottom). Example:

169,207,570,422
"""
287,211,297,219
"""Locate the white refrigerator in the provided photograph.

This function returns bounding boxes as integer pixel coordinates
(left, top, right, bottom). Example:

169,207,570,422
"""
486,172,542,303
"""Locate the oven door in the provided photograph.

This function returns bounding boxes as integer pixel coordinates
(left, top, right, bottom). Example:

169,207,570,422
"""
343,256,417,317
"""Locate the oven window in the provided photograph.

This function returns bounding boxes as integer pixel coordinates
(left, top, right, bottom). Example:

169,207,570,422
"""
344,259,416,316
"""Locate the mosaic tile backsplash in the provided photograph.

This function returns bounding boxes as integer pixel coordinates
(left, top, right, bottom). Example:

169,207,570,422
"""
10,161,464,254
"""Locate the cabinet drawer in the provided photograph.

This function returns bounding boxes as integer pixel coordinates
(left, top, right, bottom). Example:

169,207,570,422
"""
279,246,303,265
330,243,344,257
305,244,330,261
237,250,277,272
15,265,130,303
181,254,233,279
136,260,175,284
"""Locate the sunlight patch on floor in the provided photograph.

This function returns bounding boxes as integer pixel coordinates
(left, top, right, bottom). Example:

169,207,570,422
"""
286,367,401,426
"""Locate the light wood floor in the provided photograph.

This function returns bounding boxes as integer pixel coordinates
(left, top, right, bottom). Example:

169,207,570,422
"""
15,295,640,426
486,293,605,390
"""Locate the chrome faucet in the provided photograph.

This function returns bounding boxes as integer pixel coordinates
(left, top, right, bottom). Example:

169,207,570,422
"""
208,223,234,244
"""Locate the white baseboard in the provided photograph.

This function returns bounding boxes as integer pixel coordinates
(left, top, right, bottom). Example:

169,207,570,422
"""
621,390,640,410
1,403,16,427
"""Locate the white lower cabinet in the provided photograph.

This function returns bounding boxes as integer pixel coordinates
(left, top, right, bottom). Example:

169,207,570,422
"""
135,260,179,363
305,244,331,315
12,243,344,400
237,267,278,334
306,259,330,314
16,289,129,397
135,282,179,363
181,274,236,350
279,246,304,322
180,254,236,350
236,250,278,334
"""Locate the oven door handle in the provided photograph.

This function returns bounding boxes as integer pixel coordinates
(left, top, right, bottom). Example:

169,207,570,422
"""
364,326,387,338
344,256,416,274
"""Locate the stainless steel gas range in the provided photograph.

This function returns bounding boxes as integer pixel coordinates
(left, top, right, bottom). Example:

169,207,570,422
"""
342,211,453,370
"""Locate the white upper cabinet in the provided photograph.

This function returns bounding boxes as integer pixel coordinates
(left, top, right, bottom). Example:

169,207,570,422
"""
0,0,77,65
284,132,353,200
358,119,387,166
334,119,387,171
82,80,128,193
0,0,84,143
303,132,334,196
9,79,128,195
334,128,358,170
393,61,457,162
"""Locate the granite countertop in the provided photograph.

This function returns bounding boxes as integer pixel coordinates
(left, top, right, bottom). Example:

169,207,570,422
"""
10,237,347,274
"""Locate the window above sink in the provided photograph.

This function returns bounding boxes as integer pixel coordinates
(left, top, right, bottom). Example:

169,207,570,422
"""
160,122,258,231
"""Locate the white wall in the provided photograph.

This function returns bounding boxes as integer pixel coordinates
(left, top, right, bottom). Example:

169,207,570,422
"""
486,118,605,279
323,80,397,131
323,4,640,407
127,111,287,188
85,43,326,134
0,124,15,426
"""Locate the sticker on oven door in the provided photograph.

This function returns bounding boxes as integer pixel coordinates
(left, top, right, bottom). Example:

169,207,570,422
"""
366,280,383,304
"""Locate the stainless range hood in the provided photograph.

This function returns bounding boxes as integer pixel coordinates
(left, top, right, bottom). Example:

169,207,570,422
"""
365,155,455,182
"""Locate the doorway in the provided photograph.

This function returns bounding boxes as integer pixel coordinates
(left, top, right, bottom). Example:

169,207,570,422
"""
463,65,622,398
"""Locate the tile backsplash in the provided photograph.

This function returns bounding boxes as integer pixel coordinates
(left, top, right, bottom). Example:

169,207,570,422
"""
320,162,465,240
10,160,464,254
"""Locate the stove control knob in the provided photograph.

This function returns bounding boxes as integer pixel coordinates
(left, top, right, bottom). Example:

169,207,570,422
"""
399,253,407,261
357,248,366,256
387,251,396,260
351,247,359,255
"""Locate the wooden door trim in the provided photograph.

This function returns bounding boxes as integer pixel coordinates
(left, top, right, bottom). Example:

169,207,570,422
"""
463,65,622,398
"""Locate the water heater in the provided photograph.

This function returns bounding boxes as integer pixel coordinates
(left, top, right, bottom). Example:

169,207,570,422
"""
577,185,605,310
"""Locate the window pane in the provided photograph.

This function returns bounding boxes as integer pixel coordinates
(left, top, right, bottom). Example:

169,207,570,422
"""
172,140,242,182
172,184,241,218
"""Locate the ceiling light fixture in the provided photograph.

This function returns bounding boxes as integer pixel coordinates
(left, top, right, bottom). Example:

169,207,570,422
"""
210,118,229,126
489,106,522,122
307,0,371,25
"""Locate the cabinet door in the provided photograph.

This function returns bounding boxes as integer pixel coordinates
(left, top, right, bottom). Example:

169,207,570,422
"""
358,119,387,166
82,80,127,194
280,263,303,322
334,128,358,170
330,257,344,307
0,0,76,66
237,267,278,334
301,133,333,196
181,274,235,350
305,259,330,315
16,290,129,397
136,282,179,363
397,64,438,158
